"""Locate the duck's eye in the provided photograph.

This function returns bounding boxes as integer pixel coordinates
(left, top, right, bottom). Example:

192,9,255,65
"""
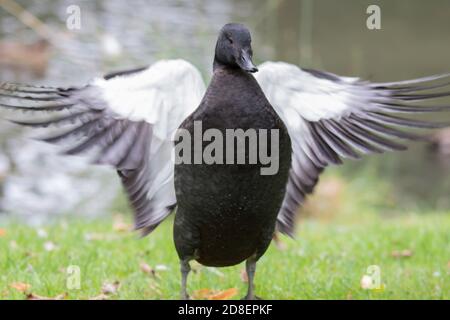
227,37,233,44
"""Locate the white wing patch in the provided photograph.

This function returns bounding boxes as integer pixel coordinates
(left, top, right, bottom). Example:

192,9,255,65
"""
256,62,362,121
93,59,205,140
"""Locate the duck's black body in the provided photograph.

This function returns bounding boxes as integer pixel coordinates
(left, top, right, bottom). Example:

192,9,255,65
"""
174,67,292,267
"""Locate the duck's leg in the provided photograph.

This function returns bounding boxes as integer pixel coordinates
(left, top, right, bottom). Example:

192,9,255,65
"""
242,257,261,300
180,259,191,300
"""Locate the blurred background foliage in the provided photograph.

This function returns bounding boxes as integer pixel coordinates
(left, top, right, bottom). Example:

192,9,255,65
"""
0,0,449,222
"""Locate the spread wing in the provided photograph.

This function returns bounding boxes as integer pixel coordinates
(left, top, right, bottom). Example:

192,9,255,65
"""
0,59,206,235
255,61,450,237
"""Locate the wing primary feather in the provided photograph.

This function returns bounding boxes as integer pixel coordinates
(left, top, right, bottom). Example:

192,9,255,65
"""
92,121,130,161
375,103,450,113
93,121,129,163
0,92,66,101
292,137,327,167
391,91,450,101
341,118,407,151
382,80,450,93
370,74,450,87
116,122,150,170
0,82,68,93
63,119,116,155
349,114,424,140
94,123,137,167
315,121,361,159
366,112,449,128
342,119,407,151
324,119,384,154
39,115,104,143
9,111,95,128
287,169,308,196
0,102,75,112
307,122,342,165
292,156,317,185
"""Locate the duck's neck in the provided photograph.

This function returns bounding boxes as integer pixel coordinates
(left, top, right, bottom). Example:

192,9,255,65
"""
213,57,240,73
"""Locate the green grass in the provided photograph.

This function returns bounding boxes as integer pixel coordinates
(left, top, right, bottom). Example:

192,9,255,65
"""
0,170,449,299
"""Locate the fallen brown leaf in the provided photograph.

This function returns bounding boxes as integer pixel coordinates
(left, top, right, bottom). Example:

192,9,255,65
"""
192,288,238,300
24,251,37,258
140,262,154,275
84,233,119,241
140,262,161,279
113,222,130,232
112,215,131,232
391,249,414,258
208,288,238,300
391,250,399,258
26,292,67,300
10,282,31,292
401,249,413,257
89,293,109,300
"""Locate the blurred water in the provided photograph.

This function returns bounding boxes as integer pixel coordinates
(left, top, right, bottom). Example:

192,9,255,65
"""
0,0,449,220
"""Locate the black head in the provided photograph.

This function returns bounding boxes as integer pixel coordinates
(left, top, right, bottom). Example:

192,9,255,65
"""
214,23,258,73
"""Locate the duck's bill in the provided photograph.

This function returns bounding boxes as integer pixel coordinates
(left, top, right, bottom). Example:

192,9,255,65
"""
238,50,258,73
